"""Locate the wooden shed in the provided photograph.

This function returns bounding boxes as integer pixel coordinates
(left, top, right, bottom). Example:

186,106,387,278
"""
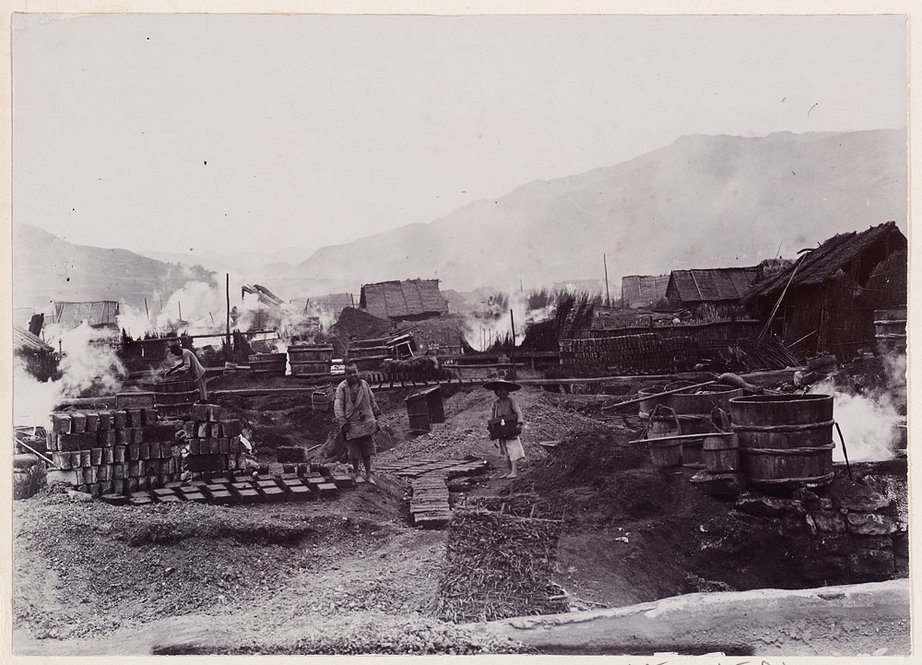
744,221,907,358
621,274,670,309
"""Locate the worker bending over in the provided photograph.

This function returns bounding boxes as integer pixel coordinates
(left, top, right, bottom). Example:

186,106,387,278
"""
167,343,208,402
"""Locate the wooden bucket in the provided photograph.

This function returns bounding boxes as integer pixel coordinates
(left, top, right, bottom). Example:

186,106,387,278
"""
311,390,331,412
702,432,739,473
647,436,684,468
681,435,705,465
730,394,834,488
647,405,680,438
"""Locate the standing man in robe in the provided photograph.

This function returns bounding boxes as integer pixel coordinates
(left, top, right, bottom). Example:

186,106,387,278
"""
334,363,382,485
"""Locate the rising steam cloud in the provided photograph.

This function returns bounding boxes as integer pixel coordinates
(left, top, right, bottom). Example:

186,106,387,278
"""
118,280,316,346
809,352,907,463
463,290,554,351
14,322,126,428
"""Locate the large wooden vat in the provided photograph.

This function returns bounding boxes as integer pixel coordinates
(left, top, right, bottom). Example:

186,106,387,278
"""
730,394,834,488
671,386,744,461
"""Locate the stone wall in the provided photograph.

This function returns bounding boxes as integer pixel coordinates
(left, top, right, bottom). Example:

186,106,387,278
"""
732,475,904,584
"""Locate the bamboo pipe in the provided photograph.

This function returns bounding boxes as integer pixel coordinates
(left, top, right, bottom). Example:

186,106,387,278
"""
629,432,715,445
13,437,56,466
600,380,718,411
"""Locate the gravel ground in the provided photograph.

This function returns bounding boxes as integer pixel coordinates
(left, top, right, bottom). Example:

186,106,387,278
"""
13,477,523,655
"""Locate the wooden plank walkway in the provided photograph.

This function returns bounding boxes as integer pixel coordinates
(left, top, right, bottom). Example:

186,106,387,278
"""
378,456,489,529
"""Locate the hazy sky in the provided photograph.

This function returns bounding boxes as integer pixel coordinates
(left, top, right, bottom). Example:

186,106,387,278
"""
12,13,907,260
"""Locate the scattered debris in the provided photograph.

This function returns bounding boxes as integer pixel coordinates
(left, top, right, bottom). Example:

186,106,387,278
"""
436,509,568,623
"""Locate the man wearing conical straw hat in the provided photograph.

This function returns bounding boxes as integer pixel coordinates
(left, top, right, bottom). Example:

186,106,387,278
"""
484,379,526,479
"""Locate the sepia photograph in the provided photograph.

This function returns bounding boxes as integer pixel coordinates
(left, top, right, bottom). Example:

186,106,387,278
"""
5,7,913,660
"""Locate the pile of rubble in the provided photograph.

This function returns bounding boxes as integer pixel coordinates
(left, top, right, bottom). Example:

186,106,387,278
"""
378,388,619,465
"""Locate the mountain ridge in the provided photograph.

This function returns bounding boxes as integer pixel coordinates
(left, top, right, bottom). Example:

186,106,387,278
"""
15,128,906,304
13,224,217,314
281,128,905,292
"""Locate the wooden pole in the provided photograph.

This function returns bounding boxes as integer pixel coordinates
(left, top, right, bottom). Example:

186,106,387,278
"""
785,329,817,350
144,297,150,321
758,252,807,341
178,301,182,321
603,254,611,307
601,380,718,411
226,273,231,359
509,308,517,381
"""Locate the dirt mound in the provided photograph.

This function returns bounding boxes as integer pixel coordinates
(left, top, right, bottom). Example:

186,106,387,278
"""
507,429,786,606
519,427,647,496
378,388,624,475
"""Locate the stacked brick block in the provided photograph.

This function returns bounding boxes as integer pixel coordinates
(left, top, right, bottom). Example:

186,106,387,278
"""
179,403,248,475
48,396,181,498
288,344,334,377
559,333,696,376
146,378,198,420
248,353,287,377
410,476,452,528
103,466,357,507
47,394,372,508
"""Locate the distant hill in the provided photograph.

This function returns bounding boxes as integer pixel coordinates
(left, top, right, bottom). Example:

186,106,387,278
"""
279,129,906,293
12,225,216,313
145,245,316,281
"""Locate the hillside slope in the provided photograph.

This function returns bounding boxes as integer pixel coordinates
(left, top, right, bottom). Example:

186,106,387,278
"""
13,225,216,312
286,129,906,292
